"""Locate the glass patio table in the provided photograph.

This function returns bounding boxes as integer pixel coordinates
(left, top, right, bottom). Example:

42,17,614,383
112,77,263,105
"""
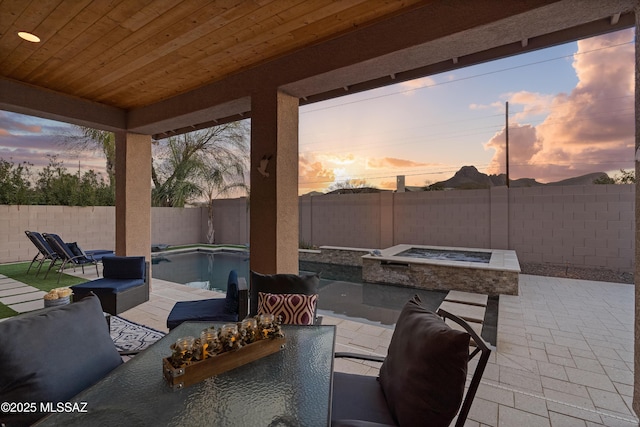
36,322,336,427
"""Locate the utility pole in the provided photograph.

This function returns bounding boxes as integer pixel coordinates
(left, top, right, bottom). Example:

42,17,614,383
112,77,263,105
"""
505,101,510,188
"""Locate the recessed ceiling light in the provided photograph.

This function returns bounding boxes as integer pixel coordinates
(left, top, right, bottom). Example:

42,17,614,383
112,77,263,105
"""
18,32,40,43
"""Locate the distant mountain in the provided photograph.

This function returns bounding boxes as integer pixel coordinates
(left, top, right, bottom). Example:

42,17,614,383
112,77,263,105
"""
546,172,610,186
427,166,609,190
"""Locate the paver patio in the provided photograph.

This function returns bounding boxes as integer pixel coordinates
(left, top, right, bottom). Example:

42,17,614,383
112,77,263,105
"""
6,266,637,426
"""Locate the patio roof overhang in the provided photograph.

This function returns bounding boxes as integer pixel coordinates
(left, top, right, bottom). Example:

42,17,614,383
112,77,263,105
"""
0,1,634,139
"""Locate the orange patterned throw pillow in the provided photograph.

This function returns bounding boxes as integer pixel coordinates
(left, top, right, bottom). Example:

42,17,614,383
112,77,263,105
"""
257,292,318,325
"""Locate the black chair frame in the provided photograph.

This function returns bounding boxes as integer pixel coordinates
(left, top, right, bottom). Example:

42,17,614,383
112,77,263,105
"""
42,233,99,283
334,308,492,427
24,231,59,276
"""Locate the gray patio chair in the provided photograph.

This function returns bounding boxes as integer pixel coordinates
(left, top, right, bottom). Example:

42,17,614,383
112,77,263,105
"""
331,296,492,427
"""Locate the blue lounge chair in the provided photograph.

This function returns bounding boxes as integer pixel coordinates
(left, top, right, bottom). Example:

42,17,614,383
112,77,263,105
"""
42,233,99,283
24,231,59,276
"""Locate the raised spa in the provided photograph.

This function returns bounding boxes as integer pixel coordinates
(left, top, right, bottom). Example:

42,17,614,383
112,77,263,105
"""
362,244,520,296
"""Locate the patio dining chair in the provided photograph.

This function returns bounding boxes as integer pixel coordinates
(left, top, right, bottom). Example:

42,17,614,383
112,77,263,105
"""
331,295,492,427
24,230,59,275
42,233,99,283
249,271,321,325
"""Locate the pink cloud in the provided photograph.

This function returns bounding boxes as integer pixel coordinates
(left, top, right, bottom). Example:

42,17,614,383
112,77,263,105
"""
367,157,434,169
299,155,335,193
485,29,634,182
0,111,43,134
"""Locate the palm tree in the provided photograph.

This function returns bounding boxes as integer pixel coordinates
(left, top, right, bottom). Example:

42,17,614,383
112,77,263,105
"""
199,155,249,243
151,122,249,242
62,127,116,188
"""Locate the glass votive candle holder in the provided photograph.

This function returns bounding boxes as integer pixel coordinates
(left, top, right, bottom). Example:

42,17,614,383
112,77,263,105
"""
200,330,217,345
259,313,275,326
176,336,195,352
221,323,238,336
241,317,257,331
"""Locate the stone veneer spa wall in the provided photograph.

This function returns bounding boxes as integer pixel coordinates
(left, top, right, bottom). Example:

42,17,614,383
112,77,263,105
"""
362,244,520,296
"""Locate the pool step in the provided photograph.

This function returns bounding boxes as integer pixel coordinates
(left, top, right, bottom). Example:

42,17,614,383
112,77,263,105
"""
438,301,485,324
443,290,488,307
438,291,488,347
445,318,483,337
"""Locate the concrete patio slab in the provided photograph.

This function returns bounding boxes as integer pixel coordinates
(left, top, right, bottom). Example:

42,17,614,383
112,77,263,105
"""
0,280,26,291
0,291,46,305
9,299,45,313
0,285,40,297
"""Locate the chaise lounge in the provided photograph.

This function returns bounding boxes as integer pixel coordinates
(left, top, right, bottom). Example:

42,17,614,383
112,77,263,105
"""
71,256,149,315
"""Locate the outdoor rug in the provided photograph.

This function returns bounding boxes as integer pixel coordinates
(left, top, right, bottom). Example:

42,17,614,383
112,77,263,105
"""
110,316,165,354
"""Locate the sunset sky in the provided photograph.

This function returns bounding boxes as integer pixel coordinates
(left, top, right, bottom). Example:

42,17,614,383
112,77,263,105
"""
0,28,635,196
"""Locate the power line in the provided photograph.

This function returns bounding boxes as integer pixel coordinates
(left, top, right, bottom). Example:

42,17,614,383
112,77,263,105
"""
300,39,633,115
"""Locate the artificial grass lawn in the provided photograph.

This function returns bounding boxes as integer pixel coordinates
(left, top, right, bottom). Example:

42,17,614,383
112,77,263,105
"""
0,262,87,291
0,304,18,318
0,262,87,319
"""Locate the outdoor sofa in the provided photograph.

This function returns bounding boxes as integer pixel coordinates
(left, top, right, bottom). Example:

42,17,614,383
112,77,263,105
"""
0,294,122,426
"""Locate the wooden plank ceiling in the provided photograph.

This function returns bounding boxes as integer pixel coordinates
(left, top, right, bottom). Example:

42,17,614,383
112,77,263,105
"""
0,0,428,110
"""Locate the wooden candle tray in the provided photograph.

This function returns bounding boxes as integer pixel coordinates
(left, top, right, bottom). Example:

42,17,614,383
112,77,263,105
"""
162,337,286,390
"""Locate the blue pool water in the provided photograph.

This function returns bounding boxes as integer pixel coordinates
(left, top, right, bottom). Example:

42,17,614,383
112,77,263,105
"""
152,249,497,344
397,248,491,263
152,250,249,292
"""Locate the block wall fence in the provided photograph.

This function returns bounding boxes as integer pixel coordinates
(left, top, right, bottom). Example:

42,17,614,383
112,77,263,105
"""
217,184,635,272
0,184,634,272
0,206,207,264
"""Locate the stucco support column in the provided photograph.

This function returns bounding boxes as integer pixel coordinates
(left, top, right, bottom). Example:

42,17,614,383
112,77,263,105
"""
634,3,640,417
250,89,299,274
115,132,152,262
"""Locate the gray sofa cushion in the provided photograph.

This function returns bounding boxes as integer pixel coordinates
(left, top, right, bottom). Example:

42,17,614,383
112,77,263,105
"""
378,295,470,427
0,294,122,426
332,372,396,426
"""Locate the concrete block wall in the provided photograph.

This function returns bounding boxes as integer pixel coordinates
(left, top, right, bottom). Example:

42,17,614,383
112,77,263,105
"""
393,189,492,248
0,206,208,264
0,205,115,263
509,184,635,270
211,197,249,245
1,184,635,271
214,185,635,271
151,207,205,246
307,193,382,248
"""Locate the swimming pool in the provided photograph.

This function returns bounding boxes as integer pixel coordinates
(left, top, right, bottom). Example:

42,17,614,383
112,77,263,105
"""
152,250,249,292
152,249,498,344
